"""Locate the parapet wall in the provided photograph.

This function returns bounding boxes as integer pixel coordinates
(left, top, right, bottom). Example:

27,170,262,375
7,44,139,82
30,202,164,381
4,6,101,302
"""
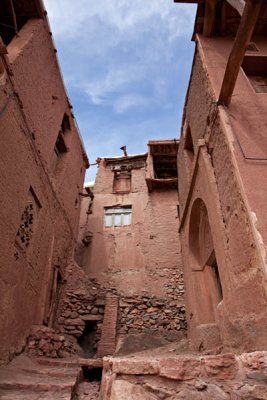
101,351,267,399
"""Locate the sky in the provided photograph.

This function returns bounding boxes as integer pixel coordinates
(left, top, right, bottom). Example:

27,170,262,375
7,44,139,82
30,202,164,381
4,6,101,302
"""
43,0,197,181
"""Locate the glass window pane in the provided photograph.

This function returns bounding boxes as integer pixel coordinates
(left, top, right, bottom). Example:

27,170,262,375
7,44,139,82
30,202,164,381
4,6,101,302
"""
123,213,131,226
105,208,114,215
105,214,113,227
114,208,124,214
114,214,122,226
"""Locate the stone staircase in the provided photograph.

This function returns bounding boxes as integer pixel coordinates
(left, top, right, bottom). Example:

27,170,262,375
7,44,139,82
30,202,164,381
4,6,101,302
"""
97,295,119,357
0,355,81,400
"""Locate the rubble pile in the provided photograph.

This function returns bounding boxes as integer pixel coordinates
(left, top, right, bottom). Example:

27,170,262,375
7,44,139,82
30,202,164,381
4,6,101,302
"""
26,326,77,358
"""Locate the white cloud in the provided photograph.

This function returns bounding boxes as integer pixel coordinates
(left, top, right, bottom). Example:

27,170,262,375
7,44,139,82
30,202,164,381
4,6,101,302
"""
44,0,195,41
113,94,150,114
44,0,196,115
43,0,196,168
84,65,144,105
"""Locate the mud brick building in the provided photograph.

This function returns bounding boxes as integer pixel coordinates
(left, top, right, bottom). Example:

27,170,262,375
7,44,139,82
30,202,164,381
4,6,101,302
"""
75,141,186,355
0,0,267,399
0,0,88,363
176,0,267,353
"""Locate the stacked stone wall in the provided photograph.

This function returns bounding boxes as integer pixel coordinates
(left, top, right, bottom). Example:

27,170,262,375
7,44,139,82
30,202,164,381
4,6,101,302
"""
53,263,187,357
26,326,77,358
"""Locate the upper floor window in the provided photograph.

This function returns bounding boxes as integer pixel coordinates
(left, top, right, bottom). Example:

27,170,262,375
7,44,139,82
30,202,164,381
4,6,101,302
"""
51,131,68,173
184,124,194,163
0,1,40,46
61,113,71,133
104,206,132,227
113,170,131,194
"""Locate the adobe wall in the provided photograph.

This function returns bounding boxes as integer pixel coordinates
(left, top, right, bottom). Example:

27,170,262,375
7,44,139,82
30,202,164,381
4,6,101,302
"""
7,18,87,233
81,162,181,286
178,37,267,353
77,159,186,346
0,17,87,363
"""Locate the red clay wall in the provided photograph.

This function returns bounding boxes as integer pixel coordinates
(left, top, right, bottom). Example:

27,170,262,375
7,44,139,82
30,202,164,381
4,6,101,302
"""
77,158,186,346
0,17,87,363
178,36,267,352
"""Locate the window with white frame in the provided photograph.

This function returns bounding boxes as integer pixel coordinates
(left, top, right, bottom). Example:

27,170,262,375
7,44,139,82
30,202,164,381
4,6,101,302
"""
104,206,132,227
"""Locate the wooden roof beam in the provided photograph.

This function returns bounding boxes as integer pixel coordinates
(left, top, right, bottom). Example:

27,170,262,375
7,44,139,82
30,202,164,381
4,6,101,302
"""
218,0,262,107
203,0,217,37
226,0,245,16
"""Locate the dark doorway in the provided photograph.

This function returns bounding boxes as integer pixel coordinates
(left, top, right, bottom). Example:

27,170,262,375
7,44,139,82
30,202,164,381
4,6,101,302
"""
78,320,98,358
82,366,103,382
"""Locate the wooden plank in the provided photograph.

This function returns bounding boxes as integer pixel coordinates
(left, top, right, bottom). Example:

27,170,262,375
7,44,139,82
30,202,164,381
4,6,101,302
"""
8,0,18,35
220,1,227,36
203,0,217,37
226,0,245,15
218,0,262,106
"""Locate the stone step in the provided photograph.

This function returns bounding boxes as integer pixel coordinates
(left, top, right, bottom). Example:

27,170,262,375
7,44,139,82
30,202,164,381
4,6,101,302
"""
20,366,78,378
0,355,80,400
0,388,72,400
35,358,78,368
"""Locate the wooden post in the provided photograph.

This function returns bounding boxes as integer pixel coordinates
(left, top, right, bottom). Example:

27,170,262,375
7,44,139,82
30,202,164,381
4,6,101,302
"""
8,0,18,36
203,0,217,37
218,0,262,106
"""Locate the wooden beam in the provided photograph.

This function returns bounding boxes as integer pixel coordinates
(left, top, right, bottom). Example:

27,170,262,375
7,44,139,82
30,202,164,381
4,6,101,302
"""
220,1,227,36
8,0,18,35
218,0,262,106
226,0,245,16
203,0,217,37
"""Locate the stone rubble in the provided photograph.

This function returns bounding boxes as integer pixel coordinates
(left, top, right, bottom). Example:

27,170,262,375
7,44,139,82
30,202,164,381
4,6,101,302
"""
26,326,78,358
74,381,100,400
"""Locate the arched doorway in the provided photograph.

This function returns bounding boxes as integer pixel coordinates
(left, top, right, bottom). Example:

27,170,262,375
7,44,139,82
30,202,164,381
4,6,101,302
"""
189,198,223,325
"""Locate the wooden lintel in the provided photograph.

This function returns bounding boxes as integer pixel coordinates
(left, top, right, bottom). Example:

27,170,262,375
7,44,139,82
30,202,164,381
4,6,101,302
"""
218,0,262,106
226,0,245,16
203,0,217,37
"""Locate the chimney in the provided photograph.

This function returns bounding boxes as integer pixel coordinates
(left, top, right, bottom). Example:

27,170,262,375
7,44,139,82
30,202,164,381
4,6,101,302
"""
120,146,127,157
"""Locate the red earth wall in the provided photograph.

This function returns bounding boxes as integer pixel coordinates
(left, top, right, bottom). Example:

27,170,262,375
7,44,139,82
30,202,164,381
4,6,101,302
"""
178,35,267,353
0,17,88,363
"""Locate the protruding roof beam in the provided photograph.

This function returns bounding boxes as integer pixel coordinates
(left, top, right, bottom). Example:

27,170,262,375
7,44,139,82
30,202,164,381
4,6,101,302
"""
226,0,245,16
203,0,217,36
218,0,262,106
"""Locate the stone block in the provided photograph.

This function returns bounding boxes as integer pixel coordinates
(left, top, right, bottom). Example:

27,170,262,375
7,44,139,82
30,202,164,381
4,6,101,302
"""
112,358,158,375
110,380,158,400
159,356,201,380
203,353,237,380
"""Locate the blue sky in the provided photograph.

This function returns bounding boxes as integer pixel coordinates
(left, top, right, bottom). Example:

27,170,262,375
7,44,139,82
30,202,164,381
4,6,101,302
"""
43,1,197,181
